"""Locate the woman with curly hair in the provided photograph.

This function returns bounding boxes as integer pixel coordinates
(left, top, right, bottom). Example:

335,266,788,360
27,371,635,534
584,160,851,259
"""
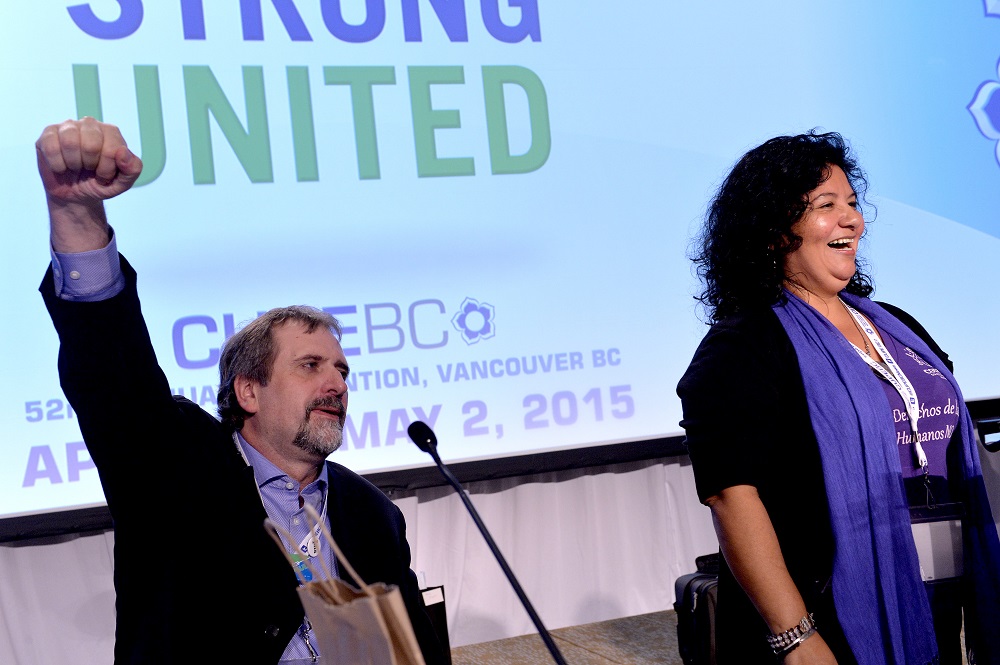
677,131,1000,664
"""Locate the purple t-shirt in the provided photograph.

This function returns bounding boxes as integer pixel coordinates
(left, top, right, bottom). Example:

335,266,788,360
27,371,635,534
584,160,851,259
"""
873,327,959,506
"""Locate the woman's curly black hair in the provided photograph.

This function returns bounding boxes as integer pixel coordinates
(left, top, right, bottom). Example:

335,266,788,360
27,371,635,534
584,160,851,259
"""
692,130,874,323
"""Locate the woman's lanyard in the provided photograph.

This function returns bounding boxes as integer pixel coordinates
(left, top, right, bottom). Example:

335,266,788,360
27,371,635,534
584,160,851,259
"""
841,300,928,473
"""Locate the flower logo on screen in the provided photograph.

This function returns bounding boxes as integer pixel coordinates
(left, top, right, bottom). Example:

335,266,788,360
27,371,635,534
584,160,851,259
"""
969,58,1000,166
451,298,495,345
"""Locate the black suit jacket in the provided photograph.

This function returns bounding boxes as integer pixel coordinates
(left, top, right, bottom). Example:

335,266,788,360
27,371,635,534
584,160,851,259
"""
41,257,446,665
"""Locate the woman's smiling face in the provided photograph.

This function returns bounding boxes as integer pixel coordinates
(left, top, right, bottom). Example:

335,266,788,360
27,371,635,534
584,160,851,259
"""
783,164,864,299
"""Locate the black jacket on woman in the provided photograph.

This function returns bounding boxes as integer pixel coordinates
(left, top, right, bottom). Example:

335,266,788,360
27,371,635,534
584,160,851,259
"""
676,301,950,664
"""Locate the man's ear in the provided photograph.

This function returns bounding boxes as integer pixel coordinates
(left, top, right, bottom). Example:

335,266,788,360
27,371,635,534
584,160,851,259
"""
233,376,260,416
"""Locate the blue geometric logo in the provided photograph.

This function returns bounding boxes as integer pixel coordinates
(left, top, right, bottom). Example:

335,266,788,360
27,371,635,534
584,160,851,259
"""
451,297,495,345
985,0,1000,17
968,57,1000,167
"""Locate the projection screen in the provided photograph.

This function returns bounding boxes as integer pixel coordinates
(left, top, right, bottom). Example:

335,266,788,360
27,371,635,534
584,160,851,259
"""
2,1,1000,532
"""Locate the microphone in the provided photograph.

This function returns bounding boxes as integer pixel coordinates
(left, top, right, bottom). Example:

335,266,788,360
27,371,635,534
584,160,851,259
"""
406,421,569,665
408,420,437,454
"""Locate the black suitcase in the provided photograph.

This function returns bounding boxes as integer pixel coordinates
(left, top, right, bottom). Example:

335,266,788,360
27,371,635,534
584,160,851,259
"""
673,552,719,665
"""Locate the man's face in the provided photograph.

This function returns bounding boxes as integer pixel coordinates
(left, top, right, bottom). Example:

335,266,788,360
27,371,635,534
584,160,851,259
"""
242,321,350,461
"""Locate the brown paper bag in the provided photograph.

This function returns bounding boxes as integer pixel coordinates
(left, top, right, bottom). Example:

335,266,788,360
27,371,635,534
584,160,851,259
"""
265,502,426,665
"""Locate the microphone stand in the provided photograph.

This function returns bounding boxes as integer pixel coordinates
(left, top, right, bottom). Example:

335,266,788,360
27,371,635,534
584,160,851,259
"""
423,443,569,665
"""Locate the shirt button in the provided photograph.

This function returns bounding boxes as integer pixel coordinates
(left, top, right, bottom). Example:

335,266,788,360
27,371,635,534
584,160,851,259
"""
292,517,300,526
68,270,81,280
285,482,295,490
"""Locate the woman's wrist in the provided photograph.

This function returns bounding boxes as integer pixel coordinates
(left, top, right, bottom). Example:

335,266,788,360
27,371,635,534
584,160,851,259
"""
773,626,817,660
767,612,817,657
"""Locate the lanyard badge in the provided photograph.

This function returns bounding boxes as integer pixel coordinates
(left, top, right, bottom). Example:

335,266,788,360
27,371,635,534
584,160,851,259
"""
299,523,322,559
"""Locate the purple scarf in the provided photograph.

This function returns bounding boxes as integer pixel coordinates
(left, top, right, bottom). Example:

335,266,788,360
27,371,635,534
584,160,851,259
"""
773,291,1000,665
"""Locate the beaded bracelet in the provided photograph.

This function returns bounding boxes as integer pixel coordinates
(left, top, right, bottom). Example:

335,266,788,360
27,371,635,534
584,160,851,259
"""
767,612,817,654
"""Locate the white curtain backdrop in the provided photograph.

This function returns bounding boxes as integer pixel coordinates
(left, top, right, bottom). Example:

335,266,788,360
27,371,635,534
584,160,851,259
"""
0,455,717,665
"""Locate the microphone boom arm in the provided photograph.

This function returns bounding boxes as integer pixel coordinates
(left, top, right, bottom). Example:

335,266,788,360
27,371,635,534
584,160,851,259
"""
419,439,569,665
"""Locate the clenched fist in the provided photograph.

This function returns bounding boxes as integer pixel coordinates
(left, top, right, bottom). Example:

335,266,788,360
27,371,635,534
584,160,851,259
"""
36,117,143,252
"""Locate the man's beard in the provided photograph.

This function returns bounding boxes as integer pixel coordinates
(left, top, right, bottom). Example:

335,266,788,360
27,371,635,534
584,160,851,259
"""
292,396,344,457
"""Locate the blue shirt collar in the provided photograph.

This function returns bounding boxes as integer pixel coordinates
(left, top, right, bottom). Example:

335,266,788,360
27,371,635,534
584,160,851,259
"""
234,431,329,495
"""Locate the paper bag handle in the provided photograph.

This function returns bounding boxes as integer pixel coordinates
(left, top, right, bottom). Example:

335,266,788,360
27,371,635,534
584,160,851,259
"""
301,502,379,600
265,506,420,664
262,504,378,600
